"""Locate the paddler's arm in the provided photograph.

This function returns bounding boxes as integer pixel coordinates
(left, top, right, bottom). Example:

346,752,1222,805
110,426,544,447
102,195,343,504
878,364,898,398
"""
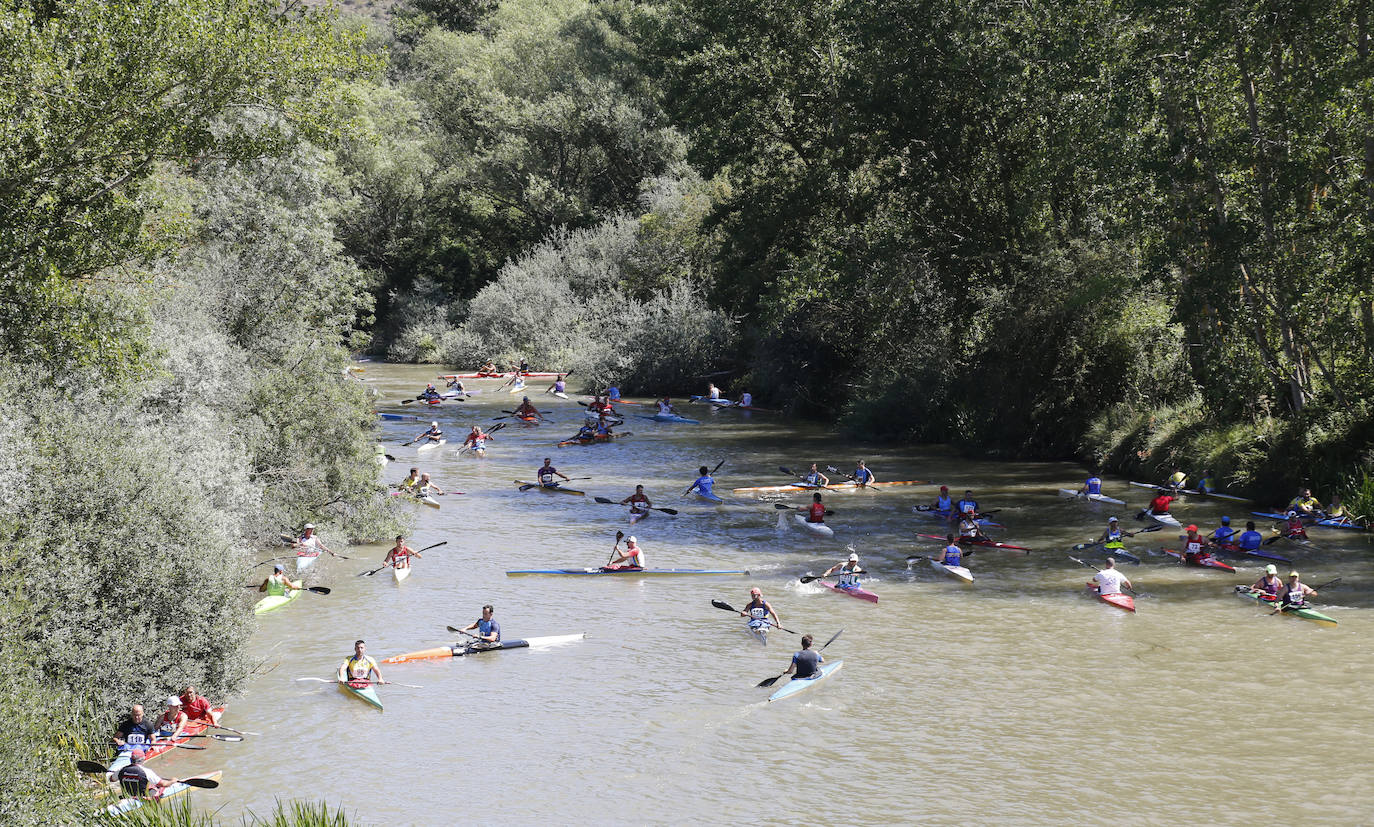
557,471,570,481
768,603,781,625
618,495,633,505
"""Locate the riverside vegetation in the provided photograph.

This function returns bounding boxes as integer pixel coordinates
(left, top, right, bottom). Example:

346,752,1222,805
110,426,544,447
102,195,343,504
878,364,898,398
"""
5,0,1374,822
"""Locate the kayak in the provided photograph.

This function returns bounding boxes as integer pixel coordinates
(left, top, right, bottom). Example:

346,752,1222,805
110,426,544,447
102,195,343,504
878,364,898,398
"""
909,507,1001,527
1098,543,1141,565
105,705,227,778
253,589,301,615
1130,481,1249,503
557,432,631,447
514,480,585,496
735,479,927,493
381,633,587,664
689,395,778,413
1086,583,1136,613
416,439,446,452
295,549,320,572
1210,541,1291,565
929,557,974,583
1251,511,1367,530
696,491,725,504
441,371,563,380
388,491,441,509
1161,548,1236,572
1233,586,1337,627
744,620,768,646
507,567,750,576
105,770,223,816
552,391,569,399
338,679,383,711
393,565,411,583
793,514,835,537
629,509,649,525
633,413,701,425
1145,510,1181,527
820,579,878,603
1057,489,1126,506
915,533,1031,552
768,660,843,702
516,414,540,425
377,413,422,422
509,381,526,394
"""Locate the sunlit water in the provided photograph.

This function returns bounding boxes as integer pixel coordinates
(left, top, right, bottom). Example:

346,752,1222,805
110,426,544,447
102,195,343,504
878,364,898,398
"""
157,364,1373,825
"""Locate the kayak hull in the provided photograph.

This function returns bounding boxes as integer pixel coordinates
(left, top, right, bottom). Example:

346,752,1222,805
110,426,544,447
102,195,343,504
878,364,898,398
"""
295,551,319,572
696,491,724,504
820,579,878,603
1057,488,1126,506
507,568,749,576
441,372,563,379
1087,583,1136,612
768,660,843,702
929,558,974,583
338,680,383,711
634,413,701,425
735,479,926,493
514,480,585,496
1131,481,1249,503
1233,587,1337,626
1160,548,1236,572
393,565,411,583
793,514,835,537
745,621,768,647
915,533,1031,552
105,705,227,778
381,634,587,664
1146,511,1182,527
557,432,630,447
1251,511,1368,531
253,589,301,614
106,770,223,815
416,439,447,453
629,509,648,525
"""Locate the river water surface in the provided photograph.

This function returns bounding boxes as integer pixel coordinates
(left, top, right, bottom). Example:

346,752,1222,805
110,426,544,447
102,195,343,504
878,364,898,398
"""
166,364,1373,825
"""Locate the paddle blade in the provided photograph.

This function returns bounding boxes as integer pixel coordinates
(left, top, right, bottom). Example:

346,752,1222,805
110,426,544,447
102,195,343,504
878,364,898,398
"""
307,587,331,595
593,497,614,504
657,507,679,515
76,760,107,774
820,628,844,649
211,734,243,742
182,777,220,789
711,600,736,612
773,503,792,510
756,674,784,688
778,466,794,476
615,530,624,541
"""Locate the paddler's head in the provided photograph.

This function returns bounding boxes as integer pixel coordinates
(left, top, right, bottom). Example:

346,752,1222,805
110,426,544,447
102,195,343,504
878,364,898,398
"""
800,634,813,649
130,750,146,764
1265,564,1277,576
626,536,637,546
542,457,552,465
813,492,823,502
1104,557,1116,568
164,696,181,709
940,486,948,493
1108,517,1119,524
522,397,530,403
848,552,859,563
354,640,366,656
1186,524,1198,535
634,484,644,492
1288,571,1300,581
1247,521,1256,530
273,564,284,573
750,587,762,597
1221,516,1230,525
699,466,709,476
129,704,144,722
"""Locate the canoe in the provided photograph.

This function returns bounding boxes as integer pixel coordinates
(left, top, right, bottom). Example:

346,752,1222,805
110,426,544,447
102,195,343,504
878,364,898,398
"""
105,705,227,778
381,634,587,664
252,589,301,615
820,579,878,603
1251,511,1367,530
393,565,411,583
696,491,724,504
1056,489,1126,506
295,550,320,572
1086,582,1136,613
1233,586,1336,627
744,620,768,646
338,679,383,711
793,514,835,537
1130,481,1249,503
629,509,649,525
1145,510,1181,527
557,432,630,447
416,439,446,452
513,480,585,496
1210,542,1291,565
105,770,224,816
1160,548,1236,572
506,568,750,577
735,479,927,493
768,660,843,702
441,371,563,380
929,557,974,583
633,413,701,425
915,533,1030,552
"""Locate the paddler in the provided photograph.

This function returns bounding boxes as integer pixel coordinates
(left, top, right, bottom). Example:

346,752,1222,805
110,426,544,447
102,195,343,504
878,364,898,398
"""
1181,525,1211,565
383,535,421,572
1208,516,1236,546
178,686,221,728
398,467,421,492
606,535,646,570
684,466,719,501
1276,571,1318,611
797,492,827,524
415,472,445,497
1250,564,1283,597
1196,469,1217,494
620,484,652,518
460,604,501,649
1142,491,1174,522
849,460,877,486
112,704,155,754
537,458,570,488
739,389,754,408
479,360,499,375
462,425,494,454
115,750,181,798
822,552,864,589
707,382,723,400
546,374,567,396
956,490,980,518
1093,557,1132,596
258,564,302,600
934,534,963,567
1096,516,1126,551
514,397,541,421
444,376,467,395
605,385,622,403
931,485,954,514
1288,487,1321,515
1281,511,1309,540
781,634,824,681
154,696,187,740
1235,520,1265,552
517,358,530,375
294,523,337,563
1079,473,1104,498
801,464,829,487
413,421,443,445
739,587,781,633
338,640,385,687
418,383,441,403
956,513,983,542
656,396,677,415
1325,494,1350,524
1167,468,1188,491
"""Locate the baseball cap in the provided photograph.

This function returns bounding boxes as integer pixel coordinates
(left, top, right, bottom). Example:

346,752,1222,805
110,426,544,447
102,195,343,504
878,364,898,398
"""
1186,524,1198,532
1265,564,1277,575
750,588,761,596
165,696,181,706
848,553,859,562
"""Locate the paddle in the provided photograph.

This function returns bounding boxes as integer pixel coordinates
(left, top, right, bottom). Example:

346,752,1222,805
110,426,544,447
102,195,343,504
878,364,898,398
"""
1070,524,1162,551
607,530,625,566
1067,554,1143,597
358,541,447,577
710,599,798,634
591,496,679,515
519,476,592,491
682,459,727,497
798,571,865,584
210,724,259,737
772,502,834,516
445,626,481,638
242,584,331,595
294,677,424,689
756,628,843,688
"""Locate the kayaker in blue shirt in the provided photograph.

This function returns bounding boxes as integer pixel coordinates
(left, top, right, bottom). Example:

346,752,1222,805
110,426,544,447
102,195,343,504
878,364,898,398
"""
685,466,719,501
850,461,876,486
739,587,780,632
1235,521,1264,551
112,704,155,756
934,535,962,567
931,485,953,513
1080,474,1103,496
784,634,823,680
801,464,829,487
956,490,979,517
1209,516,1236,545
1196,469,1216,493
462,605,501,648
606,385,622,402
418,383,441,402
1096,517,1125,549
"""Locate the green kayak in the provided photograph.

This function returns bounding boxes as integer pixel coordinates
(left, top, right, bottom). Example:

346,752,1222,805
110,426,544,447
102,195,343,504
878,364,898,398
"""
1234,586,1337,627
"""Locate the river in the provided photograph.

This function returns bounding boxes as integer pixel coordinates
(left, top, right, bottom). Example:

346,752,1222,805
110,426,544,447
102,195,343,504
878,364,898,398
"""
164,363,1373,825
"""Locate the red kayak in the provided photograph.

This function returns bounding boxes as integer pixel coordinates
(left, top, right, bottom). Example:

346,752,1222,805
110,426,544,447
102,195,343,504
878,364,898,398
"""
1161,548,1236,572
1086,582,1135,613
915,533,1031,552
440,371,564,380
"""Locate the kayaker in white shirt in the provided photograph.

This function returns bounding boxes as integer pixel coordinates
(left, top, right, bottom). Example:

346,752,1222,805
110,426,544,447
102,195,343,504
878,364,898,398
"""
707,382,722,400
295,523,336,561
656,397,676,415
413,421,443,445
606,535,646,570
1093,558,1131,596
823,553,864,587
739,390,753,407
416,473,444,496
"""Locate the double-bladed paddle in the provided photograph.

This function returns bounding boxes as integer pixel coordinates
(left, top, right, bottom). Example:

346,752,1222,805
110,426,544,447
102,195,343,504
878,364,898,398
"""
772,502,835,515
242,584,332,595
1070,524,1162,551
710,600,798,633
76,761,222,786
358,541,447,577
798,571,864,584
591,496,678,515
518,476,592,491
756,628,843,688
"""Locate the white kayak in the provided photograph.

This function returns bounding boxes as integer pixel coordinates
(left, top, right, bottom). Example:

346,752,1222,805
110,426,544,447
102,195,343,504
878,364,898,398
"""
393,565,412,583
744,620,768,646
295,550,320,572
768,660,843,702
929,557,973,583
1056,488,1126,506
417,439,447,452
793,514,835,537
629,509,649,525
1146,510,1181,527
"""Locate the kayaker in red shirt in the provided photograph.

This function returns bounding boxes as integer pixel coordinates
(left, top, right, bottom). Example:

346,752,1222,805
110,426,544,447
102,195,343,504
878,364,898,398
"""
798,492,826,523
1181,524,1210,565
1282,511,1309,540
383,535,421,572
178,686,220,728
1149,493,1174,515
619,485,652,517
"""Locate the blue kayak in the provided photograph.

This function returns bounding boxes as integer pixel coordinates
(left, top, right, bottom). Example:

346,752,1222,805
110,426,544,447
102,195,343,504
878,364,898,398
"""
695,491,724,504
633,413,701,425
377,412,422,421
768,661,843,702
1251,511,1367,530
